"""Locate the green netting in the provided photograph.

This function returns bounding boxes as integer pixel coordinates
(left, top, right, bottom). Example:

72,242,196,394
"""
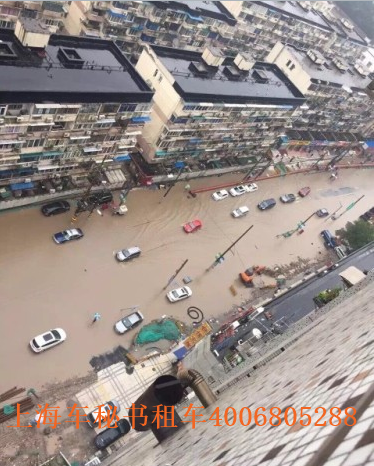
3,404,15,415
135,320,180,345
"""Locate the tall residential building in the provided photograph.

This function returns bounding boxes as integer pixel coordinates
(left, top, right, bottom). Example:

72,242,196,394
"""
65,1,237,59
266,42,373,152
64,2,369,64
135,45,304,171
0,1,69,33
0,18,153,204
221,1,368,61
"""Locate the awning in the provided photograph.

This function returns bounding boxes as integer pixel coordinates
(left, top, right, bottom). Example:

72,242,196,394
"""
10,181,34,191
28,122,54,126
94,118,115,124
186,12,203,22
0,140,23,145
70,135,91,140
83,147,100,153
38,165,59,171
114,154,132,162
131,116,151,123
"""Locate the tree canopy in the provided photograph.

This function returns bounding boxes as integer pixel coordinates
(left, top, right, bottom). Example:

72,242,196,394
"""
336,220,374,251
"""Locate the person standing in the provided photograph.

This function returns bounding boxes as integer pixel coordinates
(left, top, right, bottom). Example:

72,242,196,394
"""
92,312,101,324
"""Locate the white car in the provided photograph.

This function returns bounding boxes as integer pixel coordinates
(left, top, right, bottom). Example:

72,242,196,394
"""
167,286,192,303
30,328,67,353
232,206,249,218
247,183,258,192
212,190,229,201
229,185,250,197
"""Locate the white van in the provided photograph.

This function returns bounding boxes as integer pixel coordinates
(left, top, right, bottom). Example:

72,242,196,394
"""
232,206,249,218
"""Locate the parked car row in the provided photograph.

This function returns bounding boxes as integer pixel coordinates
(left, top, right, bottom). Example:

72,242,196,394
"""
212,183,258,201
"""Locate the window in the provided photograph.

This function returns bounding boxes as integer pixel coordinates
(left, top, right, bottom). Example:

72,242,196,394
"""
0,106,6,116
101,104,120,114
34,107,57,115
153,69,158,77
158,76,163,83
119,103,137,113
286,59,292,67
7,104,23,111
290,64,295,71
24,138,45,148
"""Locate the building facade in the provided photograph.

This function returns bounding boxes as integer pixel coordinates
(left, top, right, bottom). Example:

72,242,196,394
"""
0,19,153,204
0,1,69,33
135,45,304,172
266,42,373,153
64,2,369,64
221,1,368,62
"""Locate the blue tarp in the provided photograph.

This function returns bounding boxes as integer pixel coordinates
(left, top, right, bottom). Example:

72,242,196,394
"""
174,161,185,169
10,182,34,191
173,346,188,360
131,116,151,123
114,154,131,161
365,140,374,148
186,12,203,22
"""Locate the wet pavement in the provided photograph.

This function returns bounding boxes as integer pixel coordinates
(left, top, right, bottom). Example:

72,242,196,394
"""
1,170,374,391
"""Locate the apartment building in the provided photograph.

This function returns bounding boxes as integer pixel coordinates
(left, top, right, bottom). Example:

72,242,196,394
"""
221,1,368,61
65,1,237,59
64,2,369,65
0,1,69,33
135,45,304,172
266,42,373,152
0,18,153,203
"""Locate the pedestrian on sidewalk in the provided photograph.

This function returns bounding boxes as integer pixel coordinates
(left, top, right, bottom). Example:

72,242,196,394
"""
92,312,101,324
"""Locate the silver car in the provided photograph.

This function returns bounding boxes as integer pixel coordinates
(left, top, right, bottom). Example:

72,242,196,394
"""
114,311,144,334
116,246,141,262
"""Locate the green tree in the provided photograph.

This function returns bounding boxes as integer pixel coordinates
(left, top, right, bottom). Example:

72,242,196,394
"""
336,220,374,251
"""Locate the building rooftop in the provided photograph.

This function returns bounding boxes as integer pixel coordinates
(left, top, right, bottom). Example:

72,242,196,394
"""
255,1,331,29
0,30,153,104
255,1,367,45
286,45,370,89
152,45,305,105
152,1,237,26
96,273,374,466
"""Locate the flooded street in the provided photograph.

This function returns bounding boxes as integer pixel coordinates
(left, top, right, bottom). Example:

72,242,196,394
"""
1,170,373,391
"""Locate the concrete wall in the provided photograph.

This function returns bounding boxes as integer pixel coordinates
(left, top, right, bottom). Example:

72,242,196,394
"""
221,1,243,18
64,1,90,36
136,47,182,155
266,42,311,95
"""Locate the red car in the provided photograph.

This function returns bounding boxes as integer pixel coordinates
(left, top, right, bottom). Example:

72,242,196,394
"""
183,219,202,233
298,187,311,197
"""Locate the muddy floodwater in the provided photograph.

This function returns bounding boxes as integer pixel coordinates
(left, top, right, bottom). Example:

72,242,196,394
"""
0,170,373,391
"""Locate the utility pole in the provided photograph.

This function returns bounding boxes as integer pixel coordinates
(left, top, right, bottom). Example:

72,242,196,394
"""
207,225,254,271
277,211,316,238
163,259,189,289
162,167,184,199
332,195,365,221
